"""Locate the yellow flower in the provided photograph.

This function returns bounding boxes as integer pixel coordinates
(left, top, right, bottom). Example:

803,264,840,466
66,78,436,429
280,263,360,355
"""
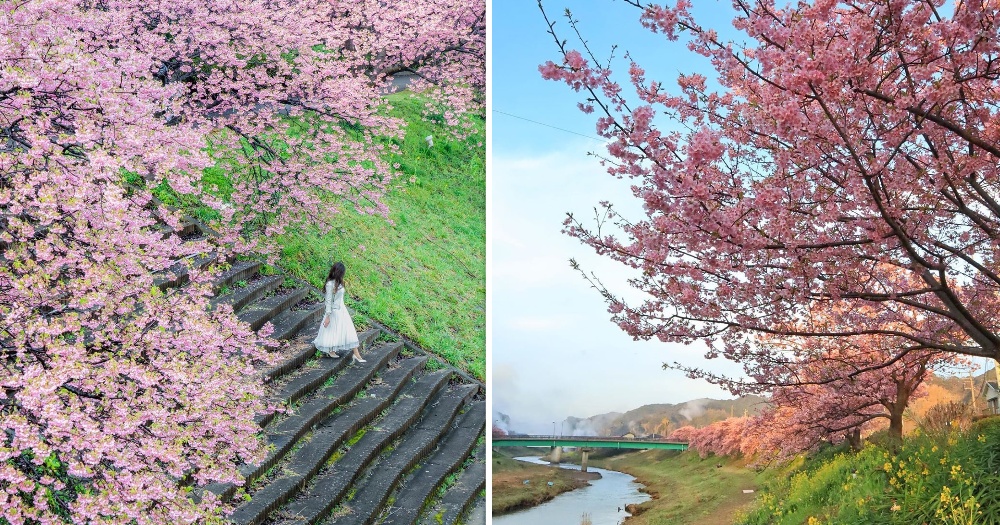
979,434,987,443
807,517,821,525
883,462,893,472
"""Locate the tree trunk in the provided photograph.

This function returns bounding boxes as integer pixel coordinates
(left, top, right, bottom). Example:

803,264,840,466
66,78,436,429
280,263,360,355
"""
846,428,863,451
888,406,904,443
886,375,915,444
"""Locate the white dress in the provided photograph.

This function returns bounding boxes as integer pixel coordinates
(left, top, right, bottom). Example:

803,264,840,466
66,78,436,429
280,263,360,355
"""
313,281,360,355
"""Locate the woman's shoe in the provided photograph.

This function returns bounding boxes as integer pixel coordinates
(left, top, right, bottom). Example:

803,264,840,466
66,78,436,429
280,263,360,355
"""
352,353,366,363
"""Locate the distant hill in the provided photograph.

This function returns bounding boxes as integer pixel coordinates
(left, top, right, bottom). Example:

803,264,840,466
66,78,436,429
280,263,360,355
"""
566,396,768,437
555,366,1000,438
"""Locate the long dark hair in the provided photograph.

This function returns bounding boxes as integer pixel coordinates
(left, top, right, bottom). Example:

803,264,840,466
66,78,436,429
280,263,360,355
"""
326,262,346,291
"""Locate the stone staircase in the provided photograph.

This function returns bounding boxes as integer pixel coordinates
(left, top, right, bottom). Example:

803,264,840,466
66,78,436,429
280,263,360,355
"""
158,221,486,525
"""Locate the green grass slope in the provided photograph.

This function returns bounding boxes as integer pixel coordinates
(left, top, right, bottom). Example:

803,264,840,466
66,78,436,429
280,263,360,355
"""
274,93,485,380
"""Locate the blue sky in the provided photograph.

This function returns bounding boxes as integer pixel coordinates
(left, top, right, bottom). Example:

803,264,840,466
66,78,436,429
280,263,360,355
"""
491,1,747,435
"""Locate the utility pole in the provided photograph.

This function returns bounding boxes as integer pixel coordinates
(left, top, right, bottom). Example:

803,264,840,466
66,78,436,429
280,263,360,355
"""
967,375,979,412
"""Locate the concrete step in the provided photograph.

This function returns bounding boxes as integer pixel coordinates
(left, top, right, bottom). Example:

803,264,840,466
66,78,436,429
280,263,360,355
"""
228,356,426,525
263,339,400,422
239,287,310,331
382,403,486,525
207,343,405,504
331,384,479,525
153,252,219,290
463,501,486,525
214,275,283,312
261,329,379,385
213,260,261,294
420,443,485,525
174,221,202,239
269,303,325,341
255,342,405,471
269,369,453,525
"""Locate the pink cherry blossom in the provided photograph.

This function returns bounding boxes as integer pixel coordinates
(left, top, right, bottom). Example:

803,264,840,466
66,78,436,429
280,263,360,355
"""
1,0,483,522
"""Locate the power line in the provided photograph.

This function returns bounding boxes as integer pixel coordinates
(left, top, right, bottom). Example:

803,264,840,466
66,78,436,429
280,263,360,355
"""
492,109,605,142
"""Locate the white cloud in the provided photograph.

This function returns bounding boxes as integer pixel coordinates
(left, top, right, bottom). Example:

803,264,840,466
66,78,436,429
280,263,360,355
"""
492,141,748,435
506,315,574,332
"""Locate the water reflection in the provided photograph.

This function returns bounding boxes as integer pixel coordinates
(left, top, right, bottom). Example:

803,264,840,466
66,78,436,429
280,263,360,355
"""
493,456,651,525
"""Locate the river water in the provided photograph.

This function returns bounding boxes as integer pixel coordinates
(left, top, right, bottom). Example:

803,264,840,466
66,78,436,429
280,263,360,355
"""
493,456,651,525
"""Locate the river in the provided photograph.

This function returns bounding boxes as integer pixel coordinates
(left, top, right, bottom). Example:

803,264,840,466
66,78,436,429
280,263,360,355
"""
493,456,651,525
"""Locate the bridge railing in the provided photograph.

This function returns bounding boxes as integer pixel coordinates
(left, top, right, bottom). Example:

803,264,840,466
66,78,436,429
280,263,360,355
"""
497,434,687,444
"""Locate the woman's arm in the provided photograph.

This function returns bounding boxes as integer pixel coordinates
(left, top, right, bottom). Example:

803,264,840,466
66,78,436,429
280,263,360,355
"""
331,286,343,310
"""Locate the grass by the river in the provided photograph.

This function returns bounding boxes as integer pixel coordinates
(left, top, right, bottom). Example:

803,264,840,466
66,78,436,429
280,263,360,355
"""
588,450,765,525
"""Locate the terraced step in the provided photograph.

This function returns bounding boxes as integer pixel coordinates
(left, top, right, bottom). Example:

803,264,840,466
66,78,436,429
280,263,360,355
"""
215,275,283,312
239,287,310,331
270,369,454,525
256,341,403,458
419,444,485,525
262,329,380,384
269,303,325,341
382,404,486,525
143,215,485,525
464,502,486,525
228,355,426,525
214,260,262,294
332,384,479,525
153,252,218,290
174,221,202,239
266,338,396,413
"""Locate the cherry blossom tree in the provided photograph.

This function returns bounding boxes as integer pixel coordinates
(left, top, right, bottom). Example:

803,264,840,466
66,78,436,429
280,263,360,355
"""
1,0,483,522
539,0,1000,370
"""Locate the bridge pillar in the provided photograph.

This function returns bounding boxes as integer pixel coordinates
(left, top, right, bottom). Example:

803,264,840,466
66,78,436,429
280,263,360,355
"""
580,448,593,473
548,446,562,464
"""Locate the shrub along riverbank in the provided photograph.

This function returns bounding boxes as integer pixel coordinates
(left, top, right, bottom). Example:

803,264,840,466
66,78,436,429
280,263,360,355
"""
549,419,1000,525
736,418,1000,525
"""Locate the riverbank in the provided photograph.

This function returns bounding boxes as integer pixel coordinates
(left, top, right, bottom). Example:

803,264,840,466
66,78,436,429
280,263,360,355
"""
589,449,766,525
491,452,599,515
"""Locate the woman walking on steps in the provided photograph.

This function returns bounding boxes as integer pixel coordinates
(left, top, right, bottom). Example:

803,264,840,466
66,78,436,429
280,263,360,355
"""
313,262,365,362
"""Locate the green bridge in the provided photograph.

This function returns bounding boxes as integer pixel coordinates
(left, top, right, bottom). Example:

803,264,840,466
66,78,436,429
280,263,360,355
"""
493,436,688,450
493,436,688,472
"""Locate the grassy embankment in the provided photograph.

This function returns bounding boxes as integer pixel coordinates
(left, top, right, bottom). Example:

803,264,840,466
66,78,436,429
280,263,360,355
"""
273,93,485,380
736,418,1000,525
492,450,592,515
153,93,485,380
578,418,1000,525
584,449,767,525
